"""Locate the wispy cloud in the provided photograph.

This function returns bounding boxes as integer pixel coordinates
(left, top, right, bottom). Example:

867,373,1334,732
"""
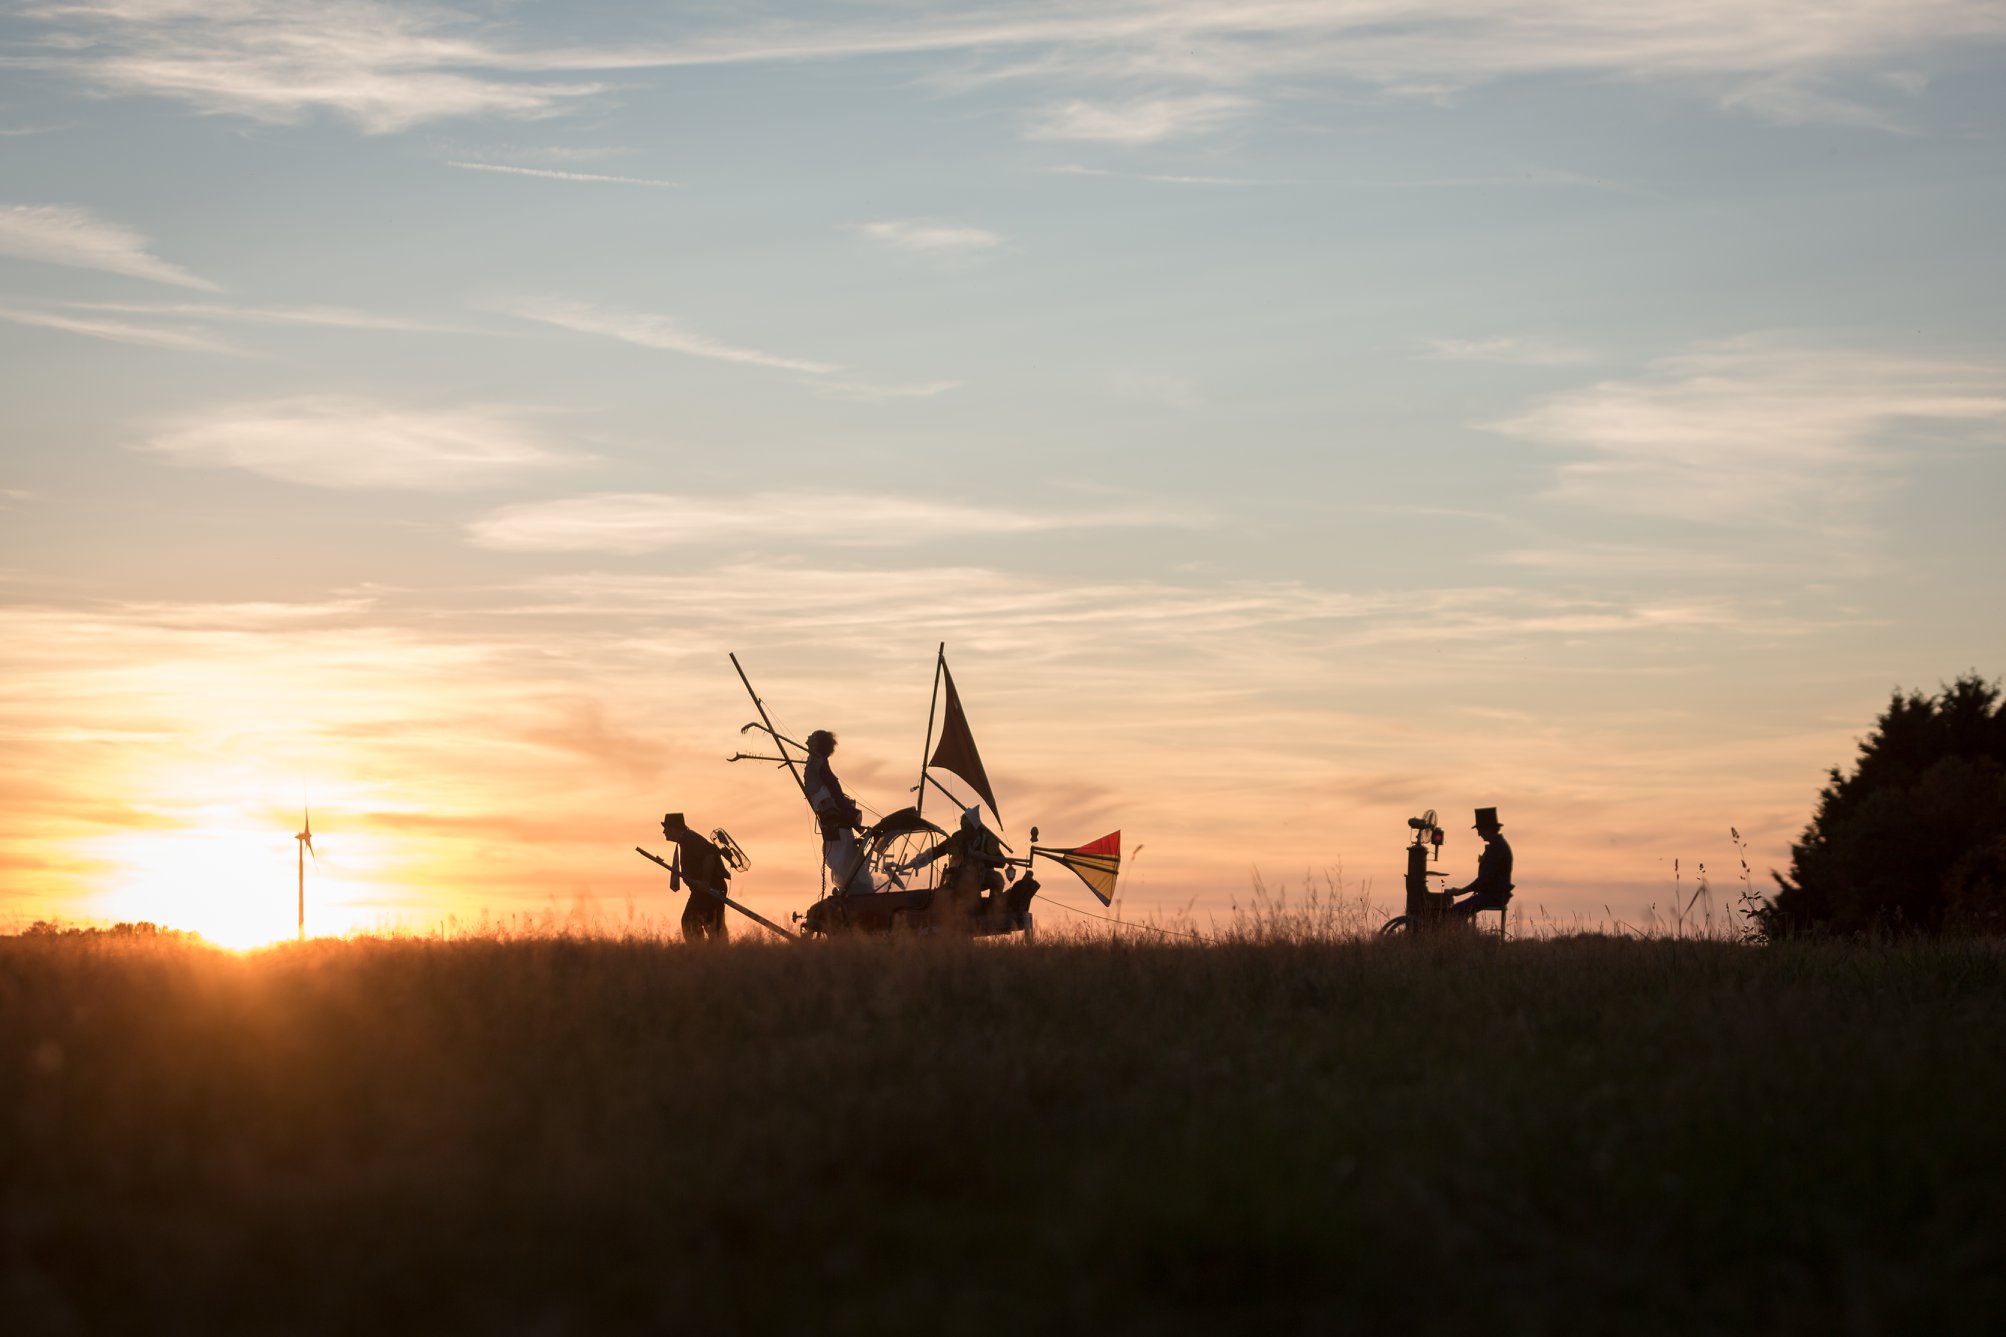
493,296,837,374
529,2,2006,131
1028,93,1249,144
857,218,1003,253
1486,541,1767,578
466,490,1208,554
0,204,216,289
3,296,495,353
0,305,238,353
1045,163,1297,186
70,300,493,335
494,565,1810,708
1425,336,1595,366
18,2,2003,137
446,160,679,187
811,379,963,403
11,1,607,134
1490,338,2006,524
459,144,634,163
139,397,577,489
1048,163,1628,191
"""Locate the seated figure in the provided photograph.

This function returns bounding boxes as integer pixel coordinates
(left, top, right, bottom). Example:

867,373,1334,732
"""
1450,806,1513,919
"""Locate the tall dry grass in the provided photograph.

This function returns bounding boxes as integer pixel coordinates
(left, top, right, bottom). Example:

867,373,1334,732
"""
5,928,2002,1333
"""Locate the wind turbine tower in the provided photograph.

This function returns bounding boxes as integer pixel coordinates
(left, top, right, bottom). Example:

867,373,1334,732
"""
295,806,315,941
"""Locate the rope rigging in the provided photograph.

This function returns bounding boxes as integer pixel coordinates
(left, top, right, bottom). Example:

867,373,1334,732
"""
1035,895,1208,941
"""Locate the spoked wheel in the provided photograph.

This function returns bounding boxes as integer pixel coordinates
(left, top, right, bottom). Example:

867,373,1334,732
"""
1378,915,1411,936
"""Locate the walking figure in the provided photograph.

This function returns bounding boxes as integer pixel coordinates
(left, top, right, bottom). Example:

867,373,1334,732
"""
662,812,731,943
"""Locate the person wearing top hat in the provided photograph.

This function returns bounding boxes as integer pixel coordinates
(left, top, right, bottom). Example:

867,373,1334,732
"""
1450,806,1514,920
661,812,731,943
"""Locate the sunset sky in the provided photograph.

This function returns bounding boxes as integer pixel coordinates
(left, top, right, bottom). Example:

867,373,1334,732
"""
4,2,2005,945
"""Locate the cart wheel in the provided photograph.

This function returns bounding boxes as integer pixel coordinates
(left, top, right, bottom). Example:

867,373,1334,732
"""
1379,915,1410,936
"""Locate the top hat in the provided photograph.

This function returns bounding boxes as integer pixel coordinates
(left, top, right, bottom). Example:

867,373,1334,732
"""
662,812,686,828
1472,806,1501,830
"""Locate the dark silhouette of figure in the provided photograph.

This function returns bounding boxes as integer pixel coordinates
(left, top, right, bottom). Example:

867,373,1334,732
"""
901,805,1007,910
803,730,872,894
1451,806,1514,920
662,812,730,943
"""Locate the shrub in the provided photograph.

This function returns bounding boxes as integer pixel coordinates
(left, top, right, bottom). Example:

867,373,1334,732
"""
1764,674,2006,936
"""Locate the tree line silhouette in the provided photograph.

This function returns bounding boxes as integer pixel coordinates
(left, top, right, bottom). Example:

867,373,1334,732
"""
1764,673,2006,937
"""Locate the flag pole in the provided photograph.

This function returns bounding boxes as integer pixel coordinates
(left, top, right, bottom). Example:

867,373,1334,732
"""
920,772,1013,850
915,642,944,823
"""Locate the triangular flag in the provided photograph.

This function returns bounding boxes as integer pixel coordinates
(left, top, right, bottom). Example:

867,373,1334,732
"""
927,657,1001,822
1038,831,1121,905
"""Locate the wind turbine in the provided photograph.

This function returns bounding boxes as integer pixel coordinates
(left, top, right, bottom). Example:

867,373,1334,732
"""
295,805,315,941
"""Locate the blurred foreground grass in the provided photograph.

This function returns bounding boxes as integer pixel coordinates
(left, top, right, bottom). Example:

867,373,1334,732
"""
4,931,2002,1334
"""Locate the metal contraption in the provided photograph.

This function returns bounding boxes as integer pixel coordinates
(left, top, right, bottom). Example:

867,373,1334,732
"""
726,646,1123,939
711,828,750,873
1378,810,1454,936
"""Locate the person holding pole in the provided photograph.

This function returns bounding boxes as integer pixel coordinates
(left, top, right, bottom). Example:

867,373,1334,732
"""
661,812,731,943
804,730,873,894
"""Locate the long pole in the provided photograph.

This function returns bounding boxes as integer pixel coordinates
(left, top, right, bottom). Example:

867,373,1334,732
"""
730,653,810,803
635,847,797,940
918,773,1014,852
922,773,965,811
297,838,304,942
914,643,944,823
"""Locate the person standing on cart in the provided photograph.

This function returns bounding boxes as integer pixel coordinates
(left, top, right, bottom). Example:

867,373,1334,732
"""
804,729,873,894
1450,806,1514,921
661,812,731,943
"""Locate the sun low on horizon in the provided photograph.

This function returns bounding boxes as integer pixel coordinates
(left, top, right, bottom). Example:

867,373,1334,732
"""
77,798,387,949
3,2,2004,934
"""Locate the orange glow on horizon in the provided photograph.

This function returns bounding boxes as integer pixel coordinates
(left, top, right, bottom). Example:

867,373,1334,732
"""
0,600,1826,937
86,824,388,950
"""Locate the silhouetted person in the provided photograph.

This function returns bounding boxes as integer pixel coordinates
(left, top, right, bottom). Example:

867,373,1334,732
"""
662,812,729,943
804,729,872,894
899,805,1006,916
1451,806,1514,921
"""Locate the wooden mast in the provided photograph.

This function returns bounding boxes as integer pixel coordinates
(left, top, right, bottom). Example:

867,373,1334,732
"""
914,643,944,824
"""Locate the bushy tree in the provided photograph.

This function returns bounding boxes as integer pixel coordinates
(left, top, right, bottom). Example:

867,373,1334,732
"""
1764,675,2006,936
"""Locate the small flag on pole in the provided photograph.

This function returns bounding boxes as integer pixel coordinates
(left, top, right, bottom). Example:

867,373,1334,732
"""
1036,831,1122,905
927,656,1001,822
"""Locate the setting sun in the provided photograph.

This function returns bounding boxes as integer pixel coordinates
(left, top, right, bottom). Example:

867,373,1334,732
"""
87,823,375,949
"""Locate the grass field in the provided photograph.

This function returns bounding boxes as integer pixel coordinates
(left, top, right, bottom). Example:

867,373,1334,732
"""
4,929,2002,1334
